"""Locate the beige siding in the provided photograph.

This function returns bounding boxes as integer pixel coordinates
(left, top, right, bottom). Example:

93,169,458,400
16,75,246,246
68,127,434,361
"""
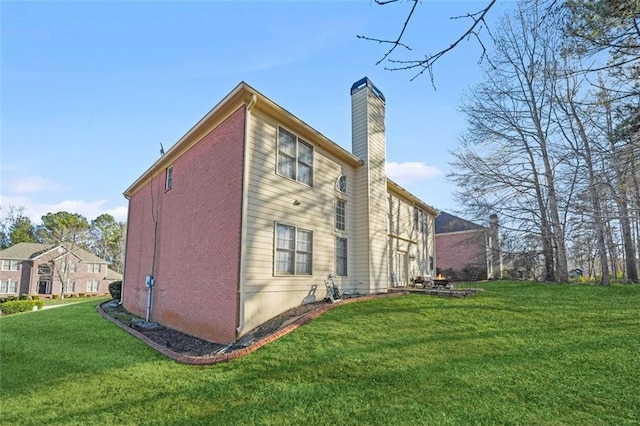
240,110,358,334
351,85,389,292
387,189,437,285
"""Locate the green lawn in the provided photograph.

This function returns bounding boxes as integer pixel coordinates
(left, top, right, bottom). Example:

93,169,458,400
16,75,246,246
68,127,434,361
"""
1,282,638,425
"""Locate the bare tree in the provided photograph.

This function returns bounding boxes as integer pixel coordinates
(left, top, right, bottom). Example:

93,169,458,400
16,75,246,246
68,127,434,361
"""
451,3,570,282
358,0,496,85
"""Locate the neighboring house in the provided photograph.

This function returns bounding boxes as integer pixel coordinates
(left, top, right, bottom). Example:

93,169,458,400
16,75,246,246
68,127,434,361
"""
0,242,122,298
435,212,502,280
122,78,438,344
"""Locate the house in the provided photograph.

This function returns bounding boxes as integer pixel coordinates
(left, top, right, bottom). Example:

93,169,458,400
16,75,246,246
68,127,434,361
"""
122,78,438,344
0,242,122,298
435,212,502,280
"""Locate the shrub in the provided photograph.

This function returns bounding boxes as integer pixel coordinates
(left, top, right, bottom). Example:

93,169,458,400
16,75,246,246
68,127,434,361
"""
52,294,60,300
0,300,44,315
6,296,18,302
108,281,122,301
31,295,40,301
78,293,86,298
19,294,30,300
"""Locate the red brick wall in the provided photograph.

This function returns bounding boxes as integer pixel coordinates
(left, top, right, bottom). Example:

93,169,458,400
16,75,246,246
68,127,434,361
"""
124,107,245,344
435,230,486,271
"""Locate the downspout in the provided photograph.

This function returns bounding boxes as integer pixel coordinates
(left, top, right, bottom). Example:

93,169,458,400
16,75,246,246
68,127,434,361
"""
120,195,132,306
237,93,257,336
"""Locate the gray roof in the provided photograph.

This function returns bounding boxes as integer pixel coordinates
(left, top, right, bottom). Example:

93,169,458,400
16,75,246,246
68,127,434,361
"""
1,242,109,264
435,212,484,234
0,243,53,260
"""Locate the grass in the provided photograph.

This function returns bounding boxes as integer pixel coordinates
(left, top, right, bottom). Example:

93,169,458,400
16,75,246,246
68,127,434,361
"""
1,282,638,425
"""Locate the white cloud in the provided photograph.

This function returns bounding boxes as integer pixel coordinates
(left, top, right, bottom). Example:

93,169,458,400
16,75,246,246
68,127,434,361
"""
386,162,444,185
7,175,69,194
0,195,127,224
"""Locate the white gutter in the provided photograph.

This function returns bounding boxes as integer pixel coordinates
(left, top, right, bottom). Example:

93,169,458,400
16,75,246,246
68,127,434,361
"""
236,94,257,336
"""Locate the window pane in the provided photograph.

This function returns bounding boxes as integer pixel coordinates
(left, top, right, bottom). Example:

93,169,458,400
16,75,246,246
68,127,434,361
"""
298,141,313,165
278,155,295,179
297,230,312,253
298,163,312,185
336,238,347,276
276,225,295,249
296,252,311,275
336,199,346,231
276,250,293,274
337,175,347,193
279,129,296,156
166,167,173,190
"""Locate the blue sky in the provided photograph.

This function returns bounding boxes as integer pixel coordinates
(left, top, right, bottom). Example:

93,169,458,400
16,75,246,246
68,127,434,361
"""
2,0,512,223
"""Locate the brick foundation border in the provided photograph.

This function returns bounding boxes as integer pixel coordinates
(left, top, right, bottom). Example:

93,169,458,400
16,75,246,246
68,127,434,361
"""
97,292,409,366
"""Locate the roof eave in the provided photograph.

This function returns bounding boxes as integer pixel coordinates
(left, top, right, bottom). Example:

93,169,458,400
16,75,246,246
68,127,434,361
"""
124,82,363,199
387,179,439,216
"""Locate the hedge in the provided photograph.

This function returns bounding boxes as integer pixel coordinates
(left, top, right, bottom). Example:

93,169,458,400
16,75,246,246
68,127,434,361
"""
0,300,44,315
109,281,122,300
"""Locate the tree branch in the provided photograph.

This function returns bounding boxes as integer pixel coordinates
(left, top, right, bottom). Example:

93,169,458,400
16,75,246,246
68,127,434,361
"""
359,0,497,85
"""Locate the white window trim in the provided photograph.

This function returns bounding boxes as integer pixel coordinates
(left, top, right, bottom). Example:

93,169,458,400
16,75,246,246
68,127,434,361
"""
86,280,99,292
0,279,18,294
274,223,313,276
336,237,348,277
1,259,19,271
336,175,347,194
336,198,346,231
276,127,314,187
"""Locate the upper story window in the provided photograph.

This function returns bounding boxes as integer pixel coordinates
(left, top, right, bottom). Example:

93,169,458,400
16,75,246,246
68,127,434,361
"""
277,127,313,186
38,265,52,275
336,199,346,231
336,175,347,193
275,223,313,275
414,207,429,233
1,259,19,271
88,263,101,273
165,166,173,190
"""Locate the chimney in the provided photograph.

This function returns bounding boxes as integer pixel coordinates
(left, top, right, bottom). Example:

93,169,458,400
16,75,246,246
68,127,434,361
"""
350,77,389,292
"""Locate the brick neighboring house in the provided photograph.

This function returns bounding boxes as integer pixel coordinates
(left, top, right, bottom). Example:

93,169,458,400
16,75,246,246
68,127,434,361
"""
123,78,439,344
435,212,502,280
0,242,122,298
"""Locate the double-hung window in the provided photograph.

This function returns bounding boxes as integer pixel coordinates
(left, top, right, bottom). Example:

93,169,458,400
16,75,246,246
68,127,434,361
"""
336,199,346,231
88,263,101,273
277,127,313,186
336,237,348,276
0,280,17,293
414,207,428,233
86,280,99,292
275,224,313,275
1,259,19,271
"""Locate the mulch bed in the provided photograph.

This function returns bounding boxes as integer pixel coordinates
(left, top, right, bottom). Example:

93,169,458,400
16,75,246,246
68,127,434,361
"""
97,287,482,365
99,300,325,357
